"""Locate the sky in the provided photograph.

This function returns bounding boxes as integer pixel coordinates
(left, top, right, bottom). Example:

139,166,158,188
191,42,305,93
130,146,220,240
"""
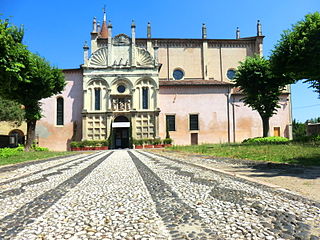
1,0,319,122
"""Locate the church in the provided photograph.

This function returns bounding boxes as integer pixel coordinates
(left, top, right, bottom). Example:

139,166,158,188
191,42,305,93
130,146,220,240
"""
12,11,292,151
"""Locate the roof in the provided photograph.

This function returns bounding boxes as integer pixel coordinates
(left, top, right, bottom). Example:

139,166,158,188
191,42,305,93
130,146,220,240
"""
100,21,108,39
159,80,234,86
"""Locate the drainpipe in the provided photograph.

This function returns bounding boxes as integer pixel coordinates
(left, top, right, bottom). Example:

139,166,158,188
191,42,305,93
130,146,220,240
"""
226,88,231,143
232,95,236,143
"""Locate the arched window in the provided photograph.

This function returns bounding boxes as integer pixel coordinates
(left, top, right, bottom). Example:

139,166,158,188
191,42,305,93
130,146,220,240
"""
95,88,101,110
57,97,64,126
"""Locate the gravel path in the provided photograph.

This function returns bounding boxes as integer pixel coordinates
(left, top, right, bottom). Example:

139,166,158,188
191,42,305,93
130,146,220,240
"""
0,150,319,240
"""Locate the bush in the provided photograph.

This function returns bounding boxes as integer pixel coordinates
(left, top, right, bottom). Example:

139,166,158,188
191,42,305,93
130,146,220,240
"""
33,146,49,151
152,139,162,145
163,138,173,144
143,139,153,145
242,136,289,144
132,139,143,146
70,142,79,148
293,135,320,143
0,146,24,158
70,140,109,148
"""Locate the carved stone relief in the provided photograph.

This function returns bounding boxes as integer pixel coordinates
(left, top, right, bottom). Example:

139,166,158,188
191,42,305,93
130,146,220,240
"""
111,97,132,111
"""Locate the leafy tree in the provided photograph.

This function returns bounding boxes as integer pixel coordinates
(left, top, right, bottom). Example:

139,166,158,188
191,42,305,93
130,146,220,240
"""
0,19,65,151
292,119,306,139
0,19,29,90
0,96,25,125
306,117,320,123
270,12,320,96
234,55,287,137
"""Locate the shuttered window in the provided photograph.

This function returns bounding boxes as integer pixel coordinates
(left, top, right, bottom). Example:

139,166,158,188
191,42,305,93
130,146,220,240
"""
57,97,64,126
189,114,199,130
166,115,175,131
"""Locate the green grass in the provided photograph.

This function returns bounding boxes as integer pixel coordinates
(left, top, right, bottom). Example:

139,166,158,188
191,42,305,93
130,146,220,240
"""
169,143,320,166
0,151,75,166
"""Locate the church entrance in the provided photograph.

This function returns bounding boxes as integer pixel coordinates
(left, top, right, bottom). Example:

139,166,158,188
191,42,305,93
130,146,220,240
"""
112,116,130,149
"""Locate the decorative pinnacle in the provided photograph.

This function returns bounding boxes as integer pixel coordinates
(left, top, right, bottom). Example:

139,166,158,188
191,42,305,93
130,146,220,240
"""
108,20,112,28
257,20,262,36
147,22,151,38
103,5,106,22
236,27,240,39
202,23,207,39
83,41,89,49
131,20,136,28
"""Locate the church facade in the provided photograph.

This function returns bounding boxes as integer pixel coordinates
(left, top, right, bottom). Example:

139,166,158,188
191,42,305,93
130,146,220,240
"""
32,12,292,151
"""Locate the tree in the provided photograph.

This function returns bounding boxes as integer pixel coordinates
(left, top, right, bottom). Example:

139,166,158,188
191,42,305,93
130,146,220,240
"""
0,19,65,151
234,55,288,137
270,12,320,96
0,96,25,125
0,19,29,90
292,119,306,139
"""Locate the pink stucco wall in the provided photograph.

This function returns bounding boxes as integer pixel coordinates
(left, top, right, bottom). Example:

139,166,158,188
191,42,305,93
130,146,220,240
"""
36,69,83,151
159,85,291,145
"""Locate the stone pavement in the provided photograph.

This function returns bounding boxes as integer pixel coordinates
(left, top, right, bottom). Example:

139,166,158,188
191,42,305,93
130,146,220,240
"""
0,150,319,240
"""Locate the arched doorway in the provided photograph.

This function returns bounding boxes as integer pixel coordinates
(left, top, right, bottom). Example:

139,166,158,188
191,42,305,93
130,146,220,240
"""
113,116,130,149
9,129,25,145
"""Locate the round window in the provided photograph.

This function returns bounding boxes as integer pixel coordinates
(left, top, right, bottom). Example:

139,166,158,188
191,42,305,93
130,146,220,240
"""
117,85,126,93
173,69,184,80
227,69,236,80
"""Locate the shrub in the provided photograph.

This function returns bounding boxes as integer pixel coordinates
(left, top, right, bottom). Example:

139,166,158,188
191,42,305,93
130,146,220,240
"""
143,139,153,145
293,135,320,144
163,138,173,144
34,146,49,151
242,136,289,144
70,142,79,148
152,139,162,145
0,146,24,158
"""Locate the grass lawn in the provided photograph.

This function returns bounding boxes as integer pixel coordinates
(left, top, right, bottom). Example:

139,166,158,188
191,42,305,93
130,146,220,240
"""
0,151,75,166
169,143,320,166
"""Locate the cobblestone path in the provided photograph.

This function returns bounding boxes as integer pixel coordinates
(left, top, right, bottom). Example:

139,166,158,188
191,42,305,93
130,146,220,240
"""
0,150,319,240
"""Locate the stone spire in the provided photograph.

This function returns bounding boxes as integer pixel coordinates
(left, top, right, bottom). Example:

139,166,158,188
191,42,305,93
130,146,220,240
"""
100,7,108,38
147,22,151,38
202,23,207,39
236,27,240,39
257,20,262,36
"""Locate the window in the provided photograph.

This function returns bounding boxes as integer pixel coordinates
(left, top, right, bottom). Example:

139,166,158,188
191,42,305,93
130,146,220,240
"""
173,69,184,80
56,97,64,126
189,114,199,130
142,87,148,109
166,115,175,131
227,69,236,80
117,85,126,93
95,88,101,110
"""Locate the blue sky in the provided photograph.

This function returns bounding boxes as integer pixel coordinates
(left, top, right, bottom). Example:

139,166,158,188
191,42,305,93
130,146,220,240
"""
1,0,319,122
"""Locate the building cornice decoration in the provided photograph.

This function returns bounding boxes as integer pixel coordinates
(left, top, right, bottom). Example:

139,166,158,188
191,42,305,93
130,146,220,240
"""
113,34,131,46
89,47,108,66
136,47,154,66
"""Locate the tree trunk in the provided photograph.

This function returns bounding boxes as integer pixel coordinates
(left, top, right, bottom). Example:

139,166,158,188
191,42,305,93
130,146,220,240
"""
25,119,37,151
261,116,270,137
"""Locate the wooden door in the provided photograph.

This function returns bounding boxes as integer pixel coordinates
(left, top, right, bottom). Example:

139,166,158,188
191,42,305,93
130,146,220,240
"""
274,127,280,137
191,133,198,145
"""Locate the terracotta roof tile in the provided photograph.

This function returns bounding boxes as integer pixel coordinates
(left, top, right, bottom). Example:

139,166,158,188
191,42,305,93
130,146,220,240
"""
100,21,108,39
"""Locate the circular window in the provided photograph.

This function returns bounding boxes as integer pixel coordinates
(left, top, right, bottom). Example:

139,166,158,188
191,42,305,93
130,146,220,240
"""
173,69,184,80
227,69,236,80
117,85,126,93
